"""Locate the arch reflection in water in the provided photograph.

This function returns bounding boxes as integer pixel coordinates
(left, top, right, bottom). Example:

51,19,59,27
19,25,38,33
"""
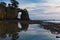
0,21,29,40
20,21,29,31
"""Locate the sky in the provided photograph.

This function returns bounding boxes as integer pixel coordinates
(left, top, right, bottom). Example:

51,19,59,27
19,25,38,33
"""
2,0,60,20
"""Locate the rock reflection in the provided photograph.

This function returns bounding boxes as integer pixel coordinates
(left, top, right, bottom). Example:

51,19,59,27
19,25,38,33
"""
39,22,60,34
0,20,29,40
20,21,29,31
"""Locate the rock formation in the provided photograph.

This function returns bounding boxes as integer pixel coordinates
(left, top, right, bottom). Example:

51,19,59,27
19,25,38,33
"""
0,1,30,20
0,4,6,19
21,9,30,20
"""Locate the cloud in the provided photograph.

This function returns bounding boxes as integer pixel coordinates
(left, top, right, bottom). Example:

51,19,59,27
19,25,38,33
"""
18,0,60,20
46,0,60,3
18,0,47,4
19,2,60,11
44,8,60,13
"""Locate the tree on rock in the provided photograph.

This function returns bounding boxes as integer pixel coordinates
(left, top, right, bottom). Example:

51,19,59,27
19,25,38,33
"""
10,0,19,8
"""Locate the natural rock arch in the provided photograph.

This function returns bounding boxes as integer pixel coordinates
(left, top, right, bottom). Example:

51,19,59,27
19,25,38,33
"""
0,7,30,20
6,8,30,20
0,0,30,20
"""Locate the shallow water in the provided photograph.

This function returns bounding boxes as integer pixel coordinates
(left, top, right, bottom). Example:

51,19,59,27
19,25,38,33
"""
0,20,60,40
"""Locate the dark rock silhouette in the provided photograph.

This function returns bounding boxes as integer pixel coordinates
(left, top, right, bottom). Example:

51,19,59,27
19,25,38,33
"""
0,0,30,20
21,9,30,20
0,3,6,19
56,36,60,38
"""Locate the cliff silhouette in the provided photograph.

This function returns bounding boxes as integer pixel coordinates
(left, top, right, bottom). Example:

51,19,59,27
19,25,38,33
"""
0,0,30,20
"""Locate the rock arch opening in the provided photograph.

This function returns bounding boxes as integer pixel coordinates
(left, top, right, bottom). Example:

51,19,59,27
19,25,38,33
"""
17,12,21,19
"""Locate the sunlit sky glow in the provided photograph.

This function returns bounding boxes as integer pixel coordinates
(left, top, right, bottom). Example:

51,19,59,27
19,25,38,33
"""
2,0,60,20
